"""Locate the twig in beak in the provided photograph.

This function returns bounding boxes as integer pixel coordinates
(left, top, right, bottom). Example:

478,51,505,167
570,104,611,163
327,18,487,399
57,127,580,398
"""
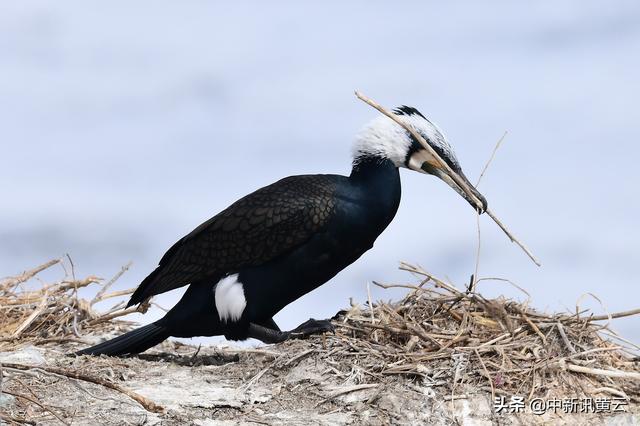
355,91,485,212
354,90,541,267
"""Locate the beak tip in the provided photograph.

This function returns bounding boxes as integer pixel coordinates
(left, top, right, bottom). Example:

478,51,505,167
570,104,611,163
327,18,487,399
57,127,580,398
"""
476,194,488,214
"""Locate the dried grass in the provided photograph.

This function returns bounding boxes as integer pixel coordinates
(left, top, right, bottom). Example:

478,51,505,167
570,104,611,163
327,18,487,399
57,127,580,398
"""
0,259,160,424
0,258,145,352
0,258,639,424
297,262,640,405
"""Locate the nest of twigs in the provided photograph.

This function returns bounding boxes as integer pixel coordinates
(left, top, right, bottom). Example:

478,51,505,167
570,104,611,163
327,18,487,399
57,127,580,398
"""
0,259,145,352
0,259,639,424
312,262,640,403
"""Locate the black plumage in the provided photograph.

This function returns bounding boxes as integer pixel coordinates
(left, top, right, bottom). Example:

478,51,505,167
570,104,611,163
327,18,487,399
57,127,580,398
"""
128,175,338,306
79,158,401,356
77,106,486,357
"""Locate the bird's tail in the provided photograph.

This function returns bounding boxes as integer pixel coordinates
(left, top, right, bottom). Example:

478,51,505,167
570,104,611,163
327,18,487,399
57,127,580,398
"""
75,322,170,356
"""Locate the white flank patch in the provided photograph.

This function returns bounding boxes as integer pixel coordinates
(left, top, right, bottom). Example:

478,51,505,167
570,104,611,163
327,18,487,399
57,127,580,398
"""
214,274,247,322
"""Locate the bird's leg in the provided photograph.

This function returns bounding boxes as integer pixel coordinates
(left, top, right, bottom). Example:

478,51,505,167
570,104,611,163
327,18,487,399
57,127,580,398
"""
247,323,289,344
247,318,334,344
256,317,281,332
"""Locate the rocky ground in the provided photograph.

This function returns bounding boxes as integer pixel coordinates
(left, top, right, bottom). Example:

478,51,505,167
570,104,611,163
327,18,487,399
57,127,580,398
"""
1,339,638,425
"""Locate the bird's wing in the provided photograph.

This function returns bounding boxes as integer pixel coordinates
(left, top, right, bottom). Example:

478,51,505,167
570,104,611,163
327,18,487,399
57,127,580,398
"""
128,175,337,306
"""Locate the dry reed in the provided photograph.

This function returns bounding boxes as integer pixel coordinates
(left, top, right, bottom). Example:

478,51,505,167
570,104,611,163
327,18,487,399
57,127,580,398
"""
0,258,638,424
0,259,145,352
290,262,640,405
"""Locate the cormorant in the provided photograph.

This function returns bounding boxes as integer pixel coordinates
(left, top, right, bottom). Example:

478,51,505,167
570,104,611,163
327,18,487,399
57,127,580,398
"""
77,106,487,356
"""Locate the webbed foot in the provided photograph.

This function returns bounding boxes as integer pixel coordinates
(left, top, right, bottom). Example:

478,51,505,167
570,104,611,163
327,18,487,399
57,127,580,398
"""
289,318,335,339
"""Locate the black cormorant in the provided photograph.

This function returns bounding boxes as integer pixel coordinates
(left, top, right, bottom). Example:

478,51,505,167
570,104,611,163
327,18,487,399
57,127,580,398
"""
77,106,487,356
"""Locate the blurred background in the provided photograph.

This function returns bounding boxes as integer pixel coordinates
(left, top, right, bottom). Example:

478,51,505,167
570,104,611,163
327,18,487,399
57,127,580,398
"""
1,1,638,345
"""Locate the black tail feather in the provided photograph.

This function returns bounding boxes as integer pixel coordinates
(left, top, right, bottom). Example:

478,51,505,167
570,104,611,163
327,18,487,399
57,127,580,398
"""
75,322,170,356
127,267,160,307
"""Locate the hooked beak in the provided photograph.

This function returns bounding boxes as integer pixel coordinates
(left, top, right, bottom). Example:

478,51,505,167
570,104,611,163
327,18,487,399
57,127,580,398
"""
430,167,488,214
408,149,488,214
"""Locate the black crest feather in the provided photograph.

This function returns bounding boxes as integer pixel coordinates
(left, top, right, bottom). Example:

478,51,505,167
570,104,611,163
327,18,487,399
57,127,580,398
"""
393,105,426,119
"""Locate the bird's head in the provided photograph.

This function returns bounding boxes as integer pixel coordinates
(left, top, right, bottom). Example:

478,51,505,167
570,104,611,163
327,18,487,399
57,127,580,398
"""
353,106,487,213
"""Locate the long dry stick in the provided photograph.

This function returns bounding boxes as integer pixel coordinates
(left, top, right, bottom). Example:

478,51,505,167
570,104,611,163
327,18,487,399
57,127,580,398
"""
0,259,61,288
91,261,132,305
518,309,547,344
560,361,640,381
11,292,48,338
355,91,541,267
325,383,379,399
474,348,495,403
556,322,577,354
476,131,507,188
0,412,36,425
3,363,164,414
472,212,481,292
87,301,150,326
472,131,507,291
2,389,69,425
585,308,640,322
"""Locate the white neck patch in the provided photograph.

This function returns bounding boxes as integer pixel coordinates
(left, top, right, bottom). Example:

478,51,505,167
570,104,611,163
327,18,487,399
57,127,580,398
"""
214,274,247,323
352,113,458,169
